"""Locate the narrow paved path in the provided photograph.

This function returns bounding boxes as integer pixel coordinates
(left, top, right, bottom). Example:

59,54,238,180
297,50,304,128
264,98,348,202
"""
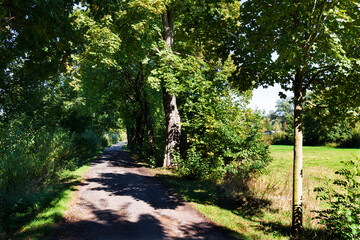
51,142,232,240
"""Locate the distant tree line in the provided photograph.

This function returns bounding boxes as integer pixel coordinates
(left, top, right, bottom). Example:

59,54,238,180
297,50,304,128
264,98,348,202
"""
265,98,360,148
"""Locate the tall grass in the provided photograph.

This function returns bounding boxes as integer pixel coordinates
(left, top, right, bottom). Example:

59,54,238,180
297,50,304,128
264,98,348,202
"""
0,126,74,191
0,119,119,238
247,145,360,233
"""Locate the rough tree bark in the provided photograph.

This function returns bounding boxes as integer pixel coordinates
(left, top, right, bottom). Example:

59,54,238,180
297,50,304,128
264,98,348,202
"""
161,6,181,168
292,72,304,235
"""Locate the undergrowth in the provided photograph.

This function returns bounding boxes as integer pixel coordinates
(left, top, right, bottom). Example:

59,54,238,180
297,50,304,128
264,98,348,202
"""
0,119,120,239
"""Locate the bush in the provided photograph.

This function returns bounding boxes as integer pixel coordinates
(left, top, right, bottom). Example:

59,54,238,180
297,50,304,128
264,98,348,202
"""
271,131,293,145
174,144,224,180
174,107,271,183
0,120,80,237
0,117,110,237
103,132,120,146
74,130,103,155
339,126,360,148
314,157,360,239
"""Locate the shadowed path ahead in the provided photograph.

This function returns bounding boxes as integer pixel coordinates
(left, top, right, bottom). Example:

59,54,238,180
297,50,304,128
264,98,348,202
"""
51,142,233,240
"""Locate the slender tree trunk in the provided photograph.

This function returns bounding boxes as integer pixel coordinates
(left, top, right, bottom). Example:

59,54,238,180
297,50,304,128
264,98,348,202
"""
141,69,155,148
144,100,155,148
292,73,303,235
161,6,181,168
126,126,135,150
135,114,145,148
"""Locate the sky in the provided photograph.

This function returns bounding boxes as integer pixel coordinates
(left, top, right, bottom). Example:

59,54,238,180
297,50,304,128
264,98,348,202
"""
249,83,293,114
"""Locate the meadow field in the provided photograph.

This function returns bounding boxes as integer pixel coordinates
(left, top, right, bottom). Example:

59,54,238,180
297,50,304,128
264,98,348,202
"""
157,145,360,239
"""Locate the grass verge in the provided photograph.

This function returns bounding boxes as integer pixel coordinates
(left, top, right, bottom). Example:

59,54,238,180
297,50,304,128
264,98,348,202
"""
151,146,359,239
2,150,104,240
12,164,91,239
154,170,292,239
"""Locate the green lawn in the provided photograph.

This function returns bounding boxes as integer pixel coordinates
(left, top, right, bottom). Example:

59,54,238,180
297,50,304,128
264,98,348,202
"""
156,145,360,240
270,145,360,174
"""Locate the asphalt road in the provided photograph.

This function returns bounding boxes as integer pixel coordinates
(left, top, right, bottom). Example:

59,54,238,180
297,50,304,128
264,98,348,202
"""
50,142,233,240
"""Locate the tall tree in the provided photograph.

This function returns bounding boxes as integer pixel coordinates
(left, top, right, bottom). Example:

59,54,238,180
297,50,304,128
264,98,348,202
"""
158,0,241,166
81,0,242,168
161,6,181,167
72,5,160,149
234,0,360,235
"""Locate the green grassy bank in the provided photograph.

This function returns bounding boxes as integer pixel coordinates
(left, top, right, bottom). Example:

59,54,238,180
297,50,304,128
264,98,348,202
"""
155,145,360,239
4,158,93,240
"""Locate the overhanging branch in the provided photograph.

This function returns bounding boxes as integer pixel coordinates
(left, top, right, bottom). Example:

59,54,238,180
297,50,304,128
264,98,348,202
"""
303,65,335,90
304,100,328,108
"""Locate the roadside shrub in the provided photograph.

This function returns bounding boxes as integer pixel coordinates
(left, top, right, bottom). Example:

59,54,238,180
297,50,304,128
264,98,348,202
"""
0,119,80,237
224,145,271,181
0,115,111,237
74,130,102,155
221,134,271,196
119,131,127,142
137,142,158,165
314,157,360,239
0,122,75,191
174,144,224,180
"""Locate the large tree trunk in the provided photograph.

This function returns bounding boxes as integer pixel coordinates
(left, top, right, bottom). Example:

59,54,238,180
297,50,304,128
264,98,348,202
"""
162,6,181,168
292,73,303,235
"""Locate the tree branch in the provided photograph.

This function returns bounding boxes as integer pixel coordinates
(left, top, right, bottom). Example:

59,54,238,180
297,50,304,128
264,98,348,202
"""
304,100,328,108
303,65,335,90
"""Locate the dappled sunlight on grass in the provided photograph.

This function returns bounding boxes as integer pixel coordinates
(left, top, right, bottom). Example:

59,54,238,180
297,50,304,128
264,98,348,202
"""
155,172,291,239
153,146,359,239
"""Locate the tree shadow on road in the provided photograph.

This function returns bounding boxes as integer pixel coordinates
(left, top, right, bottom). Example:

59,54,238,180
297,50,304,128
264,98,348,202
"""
52,209,166,239
48,148,242,239
86,171,183,210
51,201,240,240
91,150,143,169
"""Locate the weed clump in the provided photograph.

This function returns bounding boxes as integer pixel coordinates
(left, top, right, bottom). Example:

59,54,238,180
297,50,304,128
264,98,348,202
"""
314,157,360,239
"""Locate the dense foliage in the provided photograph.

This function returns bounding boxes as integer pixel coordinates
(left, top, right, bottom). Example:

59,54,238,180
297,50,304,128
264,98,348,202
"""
0,116,120,237
0,2,122,237
68,1,271,180
172,57,271,181
0,0,358,238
